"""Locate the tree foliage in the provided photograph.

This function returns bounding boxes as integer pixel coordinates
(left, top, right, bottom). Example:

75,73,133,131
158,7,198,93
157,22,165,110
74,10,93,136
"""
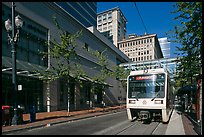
39,16,129,93
169,2,202,87
87,48,130,89
39,16,85,82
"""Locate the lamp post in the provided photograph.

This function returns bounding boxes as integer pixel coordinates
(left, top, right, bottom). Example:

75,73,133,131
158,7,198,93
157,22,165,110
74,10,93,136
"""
4,2,23,125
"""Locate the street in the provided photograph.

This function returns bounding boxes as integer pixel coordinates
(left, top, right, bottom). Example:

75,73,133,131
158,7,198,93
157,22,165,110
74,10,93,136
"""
6,110,168,135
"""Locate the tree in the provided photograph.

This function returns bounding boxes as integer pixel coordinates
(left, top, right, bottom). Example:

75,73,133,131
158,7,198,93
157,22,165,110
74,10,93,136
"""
38,16,130,111
38,16,86,114
168,2,202,87
87,48,130,107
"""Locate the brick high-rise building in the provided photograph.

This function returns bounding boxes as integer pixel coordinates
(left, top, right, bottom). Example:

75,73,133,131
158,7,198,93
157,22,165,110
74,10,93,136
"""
118,34,163,62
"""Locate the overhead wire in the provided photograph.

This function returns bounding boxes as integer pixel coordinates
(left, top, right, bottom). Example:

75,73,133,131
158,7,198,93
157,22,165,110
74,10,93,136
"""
133,2,163,70
134,2,148,34
134,2,149,70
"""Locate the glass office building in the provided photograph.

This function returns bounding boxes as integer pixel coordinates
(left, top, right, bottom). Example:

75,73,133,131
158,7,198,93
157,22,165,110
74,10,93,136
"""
158,37,171,58
55,2,97,27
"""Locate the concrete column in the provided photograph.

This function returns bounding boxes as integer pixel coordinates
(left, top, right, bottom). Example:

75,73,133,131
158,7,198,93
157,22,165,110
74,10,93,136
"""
46,82,51,112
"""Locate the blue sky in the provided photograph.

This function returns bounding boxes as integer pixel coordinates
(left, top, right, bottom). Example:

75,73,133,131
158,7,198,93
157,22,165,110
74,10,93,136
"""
97,2,181,58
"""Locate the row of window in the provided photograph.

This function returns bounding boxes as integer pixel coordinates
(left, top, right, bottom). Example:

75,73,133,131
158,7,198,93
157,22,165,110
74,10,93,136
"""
98,22,112,32
130,55,153,62
118,38,153,48
119,44,152,52
125,50,151,55
98,12,112,20
98,16,112,24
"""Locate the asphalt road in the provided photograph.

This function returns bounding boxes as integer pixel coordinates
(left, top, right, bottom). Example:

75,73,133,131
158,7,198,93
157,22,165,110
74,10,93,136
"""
6,111,168,135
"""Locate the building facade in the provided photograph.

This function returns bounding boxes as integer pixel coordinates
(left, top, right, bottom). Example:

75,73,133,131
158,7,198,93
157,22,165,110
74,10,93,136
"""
118,34,163,62
55,2,97,27
97,7,127,47
158,37,171,58
2,2,131,113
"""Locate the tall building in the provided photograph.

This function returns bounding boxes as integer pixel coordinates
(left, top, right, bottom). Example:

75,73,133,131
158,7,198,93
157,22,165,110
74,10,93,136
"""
158,37,170,58
97,7,127,47
55,2,97,27
2,2,130,113
118,34,163,62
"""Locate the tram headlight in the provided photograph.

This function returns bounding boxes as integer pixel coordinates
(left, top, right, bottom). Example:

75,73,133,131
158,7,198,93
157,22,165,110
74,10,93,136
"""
129,100,136,104
154,100,163,104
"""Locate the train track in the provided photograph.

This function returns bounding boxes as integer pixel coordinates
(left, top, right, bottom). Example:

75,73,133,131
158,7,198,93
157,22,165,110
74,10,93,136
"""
93,119,167,135
115,120,162,135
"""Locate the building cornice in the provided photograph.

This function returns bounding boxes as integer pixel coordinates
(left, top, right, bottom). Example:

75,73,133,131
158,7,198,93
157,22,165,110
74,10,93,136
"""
118,33,157,43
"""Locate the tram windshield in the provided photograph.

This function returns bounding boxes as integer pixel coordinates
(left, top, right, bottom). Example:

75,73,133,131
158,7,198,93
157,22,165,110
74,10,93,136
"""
128,74,165,99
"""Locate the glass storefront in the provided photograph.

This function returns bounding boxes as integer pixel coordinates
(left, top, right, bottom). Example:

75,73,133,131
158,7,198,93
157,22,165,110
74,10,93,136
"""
2,73,44,113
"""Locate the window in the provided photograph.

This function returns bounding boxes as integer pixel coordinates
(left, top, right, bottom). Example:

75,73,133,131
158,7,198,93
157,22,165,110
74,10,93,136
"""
98,15,102,20
103,14,106,19
98,25,102,29
119,44,121,48
144,39,146,43
98,20,102,24
84,43,89,51
108,12,112,18
108,12,112,21
108,25,112,30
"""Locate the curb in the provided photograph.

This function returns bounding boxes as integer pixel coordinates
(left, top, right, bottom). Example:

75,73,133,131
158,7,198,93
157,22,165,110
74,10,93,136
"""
2,109,125,135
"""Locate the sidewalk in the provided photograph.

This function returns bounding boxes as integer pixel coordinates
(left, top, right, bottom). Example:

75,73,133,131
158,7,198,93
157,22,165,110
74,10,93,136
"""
2,105,125,135
165,109,201,135
2,107,201,135
165,110,185,135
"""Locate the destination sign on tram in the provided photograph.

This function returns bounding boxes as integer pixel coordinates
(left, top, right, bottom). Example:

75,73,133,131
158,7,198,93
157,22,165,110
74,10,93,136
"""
129,75,157,81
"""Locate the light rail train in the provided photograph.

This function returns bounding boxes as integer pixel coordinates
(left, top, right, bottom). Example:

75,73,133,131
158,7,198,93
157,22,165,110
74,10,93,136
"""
126,68,174,123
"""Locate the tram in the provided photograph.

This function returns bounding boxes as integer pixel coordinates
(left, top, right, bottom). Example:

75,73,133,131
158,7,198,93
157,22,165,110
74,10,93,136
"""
126,67,174,123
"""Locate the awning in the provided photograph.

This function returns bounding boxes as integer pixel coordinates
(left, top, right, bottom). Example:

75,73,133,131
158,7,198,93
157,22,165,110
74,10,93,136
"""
2,56,48,78
71,74,113,87
2,56,113,87
81,76,113,87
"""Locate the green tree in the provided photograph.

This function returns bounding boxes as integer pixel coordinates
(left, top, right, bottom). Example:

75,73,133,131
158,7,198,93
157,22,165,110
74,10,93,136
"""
86,48,130,107
39,16,86,113
90,49,112,84
168,2,202,87
89,48,130,87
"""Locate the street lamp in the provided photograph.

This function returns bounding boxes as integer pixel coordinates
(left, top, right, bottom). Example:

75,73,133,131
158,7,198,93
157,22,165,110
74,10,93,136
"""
4,2,23,125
